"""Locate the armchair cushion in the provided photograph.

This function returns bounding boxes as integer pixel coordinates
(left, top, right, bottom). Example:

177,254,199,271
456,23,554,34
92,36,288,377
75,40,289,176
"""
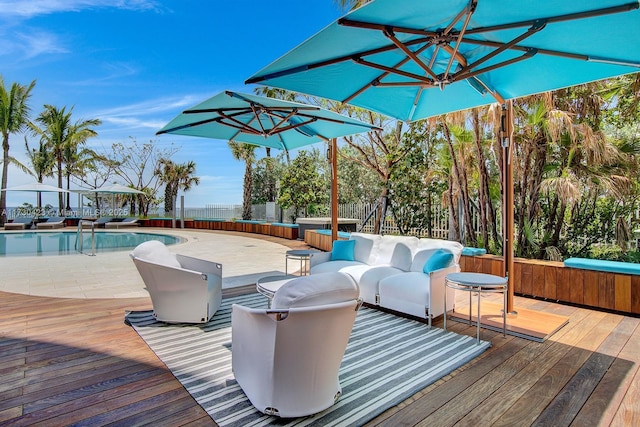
272,272,359,309
131,240,181,268
423,249,454,273
331,239,356,261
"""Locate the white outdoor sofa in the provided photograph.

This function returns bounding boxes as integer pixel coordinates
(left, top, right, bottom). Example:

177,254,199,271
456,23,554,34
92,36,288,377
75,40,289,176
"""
310,232,463,326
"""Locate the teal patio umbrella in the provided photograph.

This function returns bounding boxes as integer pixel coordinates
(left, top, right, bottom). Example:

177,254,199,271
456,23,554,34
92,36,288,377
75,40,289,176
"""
157,90,381,240
246,0,640,313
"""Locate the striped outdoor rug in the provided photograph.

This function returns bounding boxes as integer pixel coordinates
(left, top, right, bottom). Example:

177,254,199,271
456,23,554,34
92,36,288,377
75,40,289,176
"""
126,293,490,426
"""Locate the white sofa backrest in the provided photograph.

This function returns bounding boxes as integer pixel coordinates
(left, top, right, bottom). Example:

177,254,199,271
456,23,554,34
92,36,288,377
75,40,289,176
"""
349,232,381,264
374,235,419,270
416,238,464,265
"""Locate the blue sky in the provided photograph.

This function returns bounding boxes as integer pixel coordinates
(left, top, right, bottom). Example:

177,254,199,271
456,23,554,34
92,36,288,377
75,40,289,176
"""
1,0,344,207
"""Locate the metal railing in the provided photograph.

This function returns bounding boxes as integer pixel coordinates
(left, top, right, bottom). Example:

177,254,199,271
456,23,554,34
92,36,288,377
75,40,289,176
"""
76,220,96,256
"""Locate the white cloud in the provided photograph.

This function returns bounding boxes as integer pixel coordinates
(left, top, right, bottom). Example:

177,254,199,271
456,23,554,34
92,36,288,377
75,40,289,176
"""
0,0,163,18
17,30,69,58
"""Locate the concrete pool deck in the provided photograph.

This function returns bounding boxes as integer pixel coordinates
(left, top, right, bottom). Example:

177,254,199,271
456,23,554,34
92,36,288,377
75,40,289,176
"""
0,228,312,299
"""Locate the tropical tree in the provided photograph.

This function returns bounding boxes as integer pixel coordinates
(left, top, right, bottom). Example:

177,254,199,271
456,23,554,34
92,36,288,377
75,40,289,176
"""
0,75,36,225
156,158,200,214
23,137,56,208
109,138,178,216
229,141,257,220
29,105,101,212
278,149,329,221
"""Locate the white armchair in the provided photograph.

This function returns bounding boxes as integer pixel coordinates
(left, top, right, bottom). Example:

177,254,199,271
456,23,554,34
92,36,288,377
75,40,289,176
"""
130,240,222,324
232,272,361,418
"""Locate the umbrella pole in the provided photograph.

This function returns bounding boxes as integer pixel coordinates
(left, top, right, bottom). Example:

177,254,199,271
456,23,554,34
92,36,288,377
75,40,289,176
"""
330,138,338,242
501,101,516,313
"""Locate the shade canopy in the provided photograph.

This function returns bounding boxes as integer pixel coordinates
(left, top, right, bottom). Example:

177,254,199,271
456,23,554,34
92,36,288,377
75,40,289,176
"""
157,90,381,150
90,184,145,195
1,183,70,193
247,0,640,122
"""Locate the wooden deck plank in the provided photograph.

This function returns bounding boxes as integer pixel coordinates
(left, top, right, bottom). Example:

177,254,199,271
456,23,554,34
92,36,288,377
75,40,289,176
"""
494,311,617,427
532,313,630,426
572,316,640,426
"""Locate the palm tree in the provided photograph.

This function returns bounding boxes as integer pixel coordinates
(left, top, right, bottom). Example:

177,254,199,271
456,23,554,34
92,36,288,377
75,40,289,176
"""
24,137,56,209
229,142,257,220
0,75,36,225
29,105,100,212
156,158,200,214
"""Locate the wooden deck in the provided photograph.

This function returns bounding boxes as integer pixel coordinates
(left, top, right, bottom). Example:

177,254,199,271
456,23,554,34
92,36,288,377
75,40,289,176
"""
2,286,639,425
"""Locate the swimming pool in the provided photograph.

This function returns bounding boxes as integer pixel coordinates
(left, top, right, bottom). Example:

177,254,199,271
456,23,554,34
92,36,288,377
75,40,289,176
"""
0,231,181,257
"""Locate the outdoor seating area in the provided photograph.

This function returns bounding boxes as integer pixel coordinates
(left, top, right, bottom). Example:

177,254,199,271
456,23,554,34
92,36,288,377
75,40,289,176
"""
310,232,464,326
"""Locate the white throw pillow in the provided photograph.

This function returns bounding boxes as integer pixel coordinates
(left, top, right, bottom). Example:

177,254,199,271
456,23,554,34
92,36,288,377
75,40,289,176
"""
131,240,181,268
272,272,359,309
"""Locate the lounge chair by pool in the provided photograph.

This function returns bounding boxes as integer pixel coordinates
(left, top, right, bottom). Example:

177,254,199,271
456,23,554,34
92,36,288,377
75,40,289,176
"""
36,217,66,229
105,217,139,229
4,217,34,230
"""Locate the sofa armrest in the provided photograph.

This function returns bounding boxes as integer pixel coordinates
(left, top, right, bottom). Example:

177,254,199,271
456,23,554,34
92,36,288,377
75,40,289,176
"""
310,251,332,268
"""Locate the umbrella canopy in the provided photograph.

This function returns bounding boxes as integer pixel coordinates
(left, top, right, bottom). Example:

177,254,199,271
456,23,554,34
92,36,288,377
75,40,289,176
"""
1,183,70,193
247,0,640,122
92,184,145,195
157,90,380,149
158,90,381,240
245,0,640,315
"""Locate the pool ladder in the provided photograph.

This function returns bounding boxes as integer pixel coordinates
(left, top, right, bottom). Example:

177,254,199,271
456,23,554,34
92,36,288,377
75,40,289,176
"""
76,220,96,256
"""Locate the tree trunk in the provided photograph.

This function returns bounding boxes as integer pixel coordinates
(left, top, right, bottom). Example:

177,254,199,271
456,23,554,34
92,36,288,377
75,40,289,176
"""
242,162,252,220
57,160,64,212
0,134,9,225
472,110,489,249
442,122,475,245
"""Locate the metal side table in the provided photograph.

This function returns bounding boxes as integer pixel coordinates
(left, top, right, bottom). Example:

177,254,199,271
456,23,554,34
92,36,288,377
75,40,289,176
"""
443,272,508,343
285,249,319,276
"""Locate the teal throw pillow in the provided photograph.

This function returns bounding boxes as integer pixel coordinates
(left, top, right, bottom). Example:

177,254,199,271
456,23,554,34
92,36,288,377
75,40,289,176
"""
331,239,356,261
423,249,453,273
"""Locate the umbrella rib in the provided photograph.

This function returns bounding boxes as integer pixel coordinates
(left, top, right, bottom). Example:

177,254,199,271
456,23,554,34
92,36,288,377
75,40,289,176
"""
263,109,298,136
246,36,432,84
443,0,477,80
344,42,434,104
354,57,434,85
456,49,538,82
457,20,546,78
382,28,439,81
463,2,639,35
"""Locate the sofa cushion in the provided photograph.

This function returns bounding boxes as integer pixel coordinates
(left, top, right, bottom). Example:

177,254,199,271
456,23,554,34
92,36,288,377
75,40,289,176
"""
350,232,381,264
417,238,464,264
388,242,414,271
373,236,419,268
310,260,365,275
410,248,439,272
271,272,359,309
131,240,181,268
331,239,356,261
423,249,454,273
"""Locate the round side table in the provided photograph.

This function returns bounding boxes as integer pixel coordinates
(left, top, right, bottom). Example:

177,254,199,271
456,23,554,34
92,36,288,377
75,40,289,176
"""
285,249,319,276
256,274,297,307
443,272,508,343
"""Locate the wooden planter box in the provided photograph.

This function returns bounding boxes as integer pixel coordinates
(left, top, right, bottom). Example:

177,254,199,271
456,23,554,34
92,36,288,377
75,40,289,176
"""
460,254,640,315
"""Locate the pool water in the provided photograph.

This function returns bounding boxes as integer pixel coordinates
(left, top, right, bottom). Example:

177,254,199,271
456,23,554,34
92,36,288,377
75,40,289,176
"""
0,231,181,257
